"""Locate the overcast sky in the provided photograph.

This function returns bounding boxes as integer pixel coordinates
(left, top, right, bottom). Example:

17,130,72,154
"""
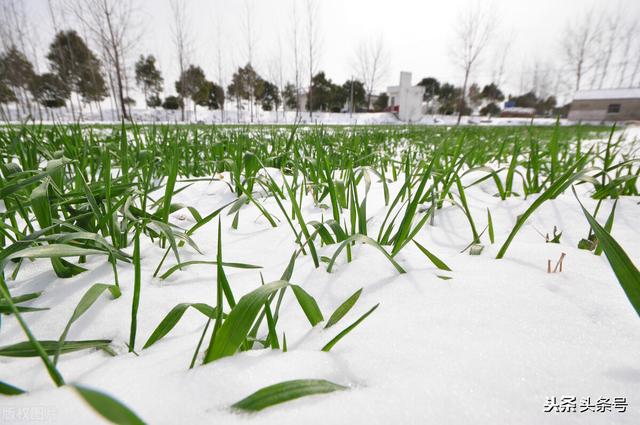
19,0,640,101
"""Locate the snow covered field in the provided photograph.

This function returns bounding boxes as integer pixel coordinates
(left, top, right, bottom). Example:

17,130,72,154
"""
3,106,567,127
0,124,638,424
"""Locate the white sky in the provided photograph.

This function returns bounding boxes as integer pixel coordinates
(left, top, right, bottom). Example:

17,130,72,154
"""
20,0,640,102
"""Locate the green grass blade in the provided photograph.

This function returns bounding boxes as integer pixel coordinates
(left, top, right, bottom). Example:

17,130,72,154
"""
321,303,380,352
73,384,145,425
143,303,219,349
2,244,106,266
0,273,65,386
0,291,42,305
0,380,25,395
573,188,640,317
487,208,495,244
204,280,289,363
413,240,452,271
159,260,262,280
231,379,347,412
161,150,180,223
594,200,617,256
324,288,362,329
129,226,141,352
496,154,591,259
0,340,111,357
327,234,405,274
291,285,324,326
0,158,70,198
55,283,120,365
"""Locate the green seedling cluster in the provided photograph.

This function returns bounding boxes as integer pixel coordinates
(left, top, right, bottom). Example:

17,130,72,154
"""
1,121,638,420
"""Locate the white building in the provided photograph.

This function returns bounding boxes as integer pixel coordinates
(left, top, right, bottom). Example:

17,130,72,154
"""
568,88,640,122
387,72,425,122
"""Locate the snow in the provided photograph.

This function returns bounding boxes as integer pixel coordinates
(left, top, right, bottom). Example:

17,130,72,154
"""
2,106,573,126
573,88,640,101
1,128,639,424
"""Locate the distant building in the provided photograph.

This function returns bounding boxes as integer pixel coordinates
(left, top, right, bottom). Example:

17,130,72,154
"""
568,88,640,122
500,106,535,118
386,72,424,122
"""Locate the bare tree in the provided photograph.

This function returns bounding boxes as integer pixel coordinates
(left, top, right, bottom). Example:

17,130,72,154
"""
305,0,320,119
242,0,257,122
451,2,495,124
267,35,285,123
289,1,302,118
490,35,513,90
355,35,388,110
1,0,41,118
213,16,225,122
596,11,622,89
69,0,138,121
530,59,554,99
170,0,190,121
47,0,78,120
616,21,637,86
631,41,640,86
561,10,601,92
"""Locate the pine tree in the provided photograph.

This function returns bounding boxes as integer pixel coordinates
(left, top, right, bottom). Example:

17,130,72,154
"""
0,46,36,118
135,55,164,108
46,30,105,115
175,65,207,120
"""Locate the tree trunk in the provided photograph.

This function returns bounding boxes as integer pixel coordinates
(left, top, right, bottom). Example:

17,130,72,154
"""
308,80,313,118
76,92,84,121
15,99,22,120
104,8,129,121
457,68,470,125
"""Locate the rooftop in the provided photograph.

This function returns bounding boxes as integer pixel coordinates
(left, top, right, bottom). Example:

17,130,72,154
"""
573,88,640,101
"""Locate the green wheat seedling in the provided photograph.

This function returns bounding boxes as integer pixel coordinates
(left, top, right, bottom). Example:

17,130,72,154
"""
1,120,636,418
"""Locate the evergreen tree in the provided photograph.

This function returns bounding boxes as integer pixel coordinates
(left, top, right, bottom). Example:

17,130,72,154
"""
480,83,505,102
0,46,36,116
162,95,182,110
437,83,469,115
282,83,298,110
257,80,280,111
417,77,440,101
31,73,70,108
78,67,108,105
373,92,389,112
147,94,162,108
480,102,501,116
468,83,483,110
342,79,366,112
175,65,208,118
206,82,225,110
0,80,17,119
47,31,105,111
307,72,345,112
135,55,164,108
0,81,17,104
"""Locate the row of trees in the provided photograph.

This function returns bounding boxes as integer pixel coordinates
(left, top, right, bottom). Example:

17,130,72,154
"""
414,77,560,117
0,30,561,122
2,0,638,122
1,0,136,121
0,0,388,122
0,22,388,122
0,30,110,121
142,62,387,118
